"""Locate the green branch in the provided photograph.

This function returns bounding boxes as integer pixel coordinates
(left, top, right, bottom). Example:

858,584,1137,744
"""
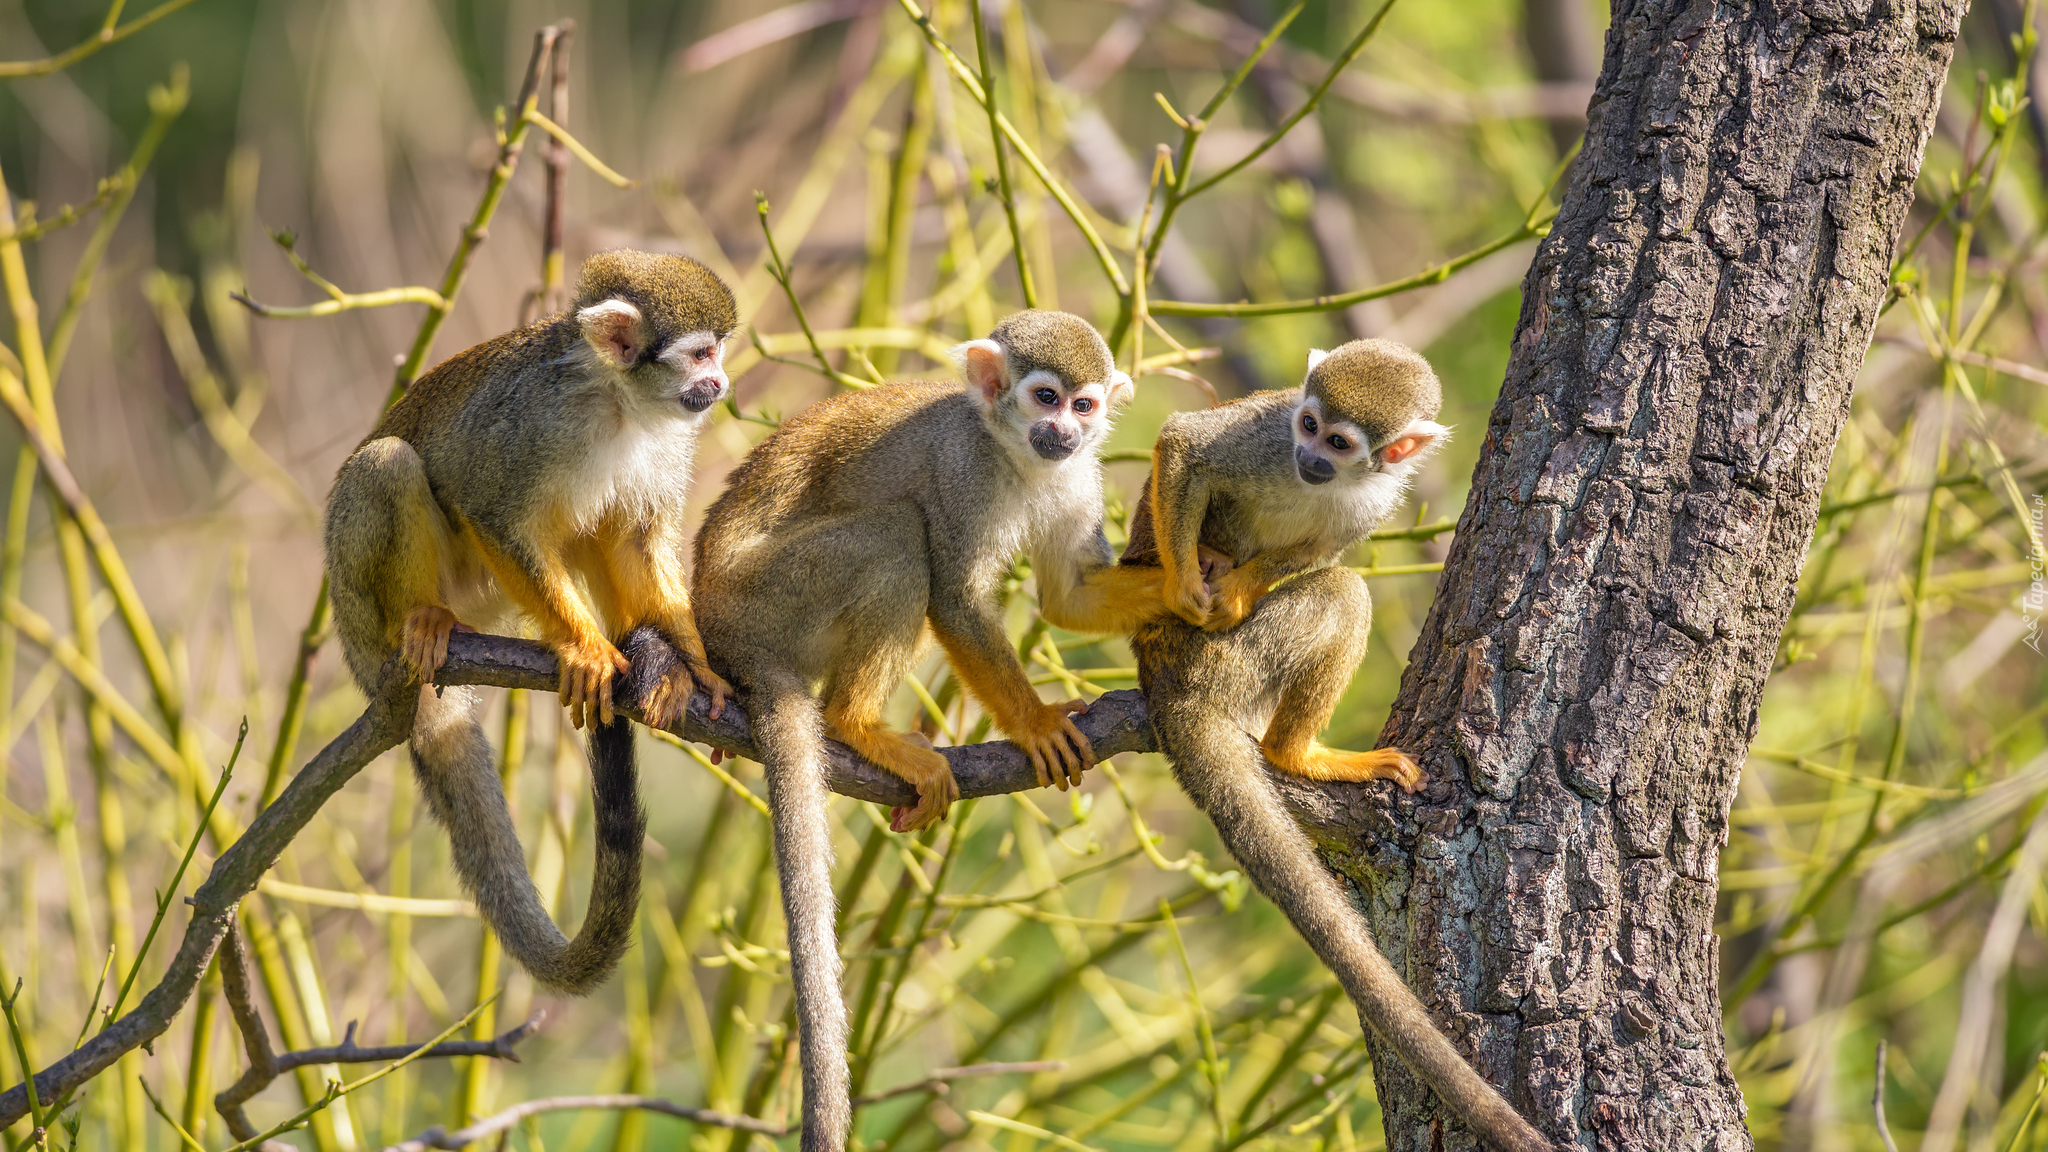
1150,216,1547,317
896,0,1130,297
0,0,199,78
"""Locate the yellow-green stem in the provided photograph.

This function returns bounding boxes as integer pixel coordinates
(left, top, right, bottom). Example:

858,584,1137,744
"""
971,0,1036,307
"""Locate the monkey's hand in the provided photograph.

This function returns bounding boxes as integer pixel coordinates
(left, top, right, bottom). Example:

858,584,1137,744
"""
1163,574,1212,628
1009,698,1094,791
1199,569,1267,632
559,636,632,729
400,606,464,683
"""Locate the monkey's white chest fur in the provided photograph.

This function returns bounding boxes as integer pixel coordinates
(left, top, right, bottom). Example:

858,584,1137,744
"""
561,409,700,532
1009,454,1103,553
1242,469,1412,557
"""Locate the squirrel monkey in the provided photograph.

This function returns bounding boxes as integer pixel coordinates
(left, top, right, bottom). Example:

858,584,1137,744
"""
1122,341,1552,1152
693,309,1165,1152
324,250,736,995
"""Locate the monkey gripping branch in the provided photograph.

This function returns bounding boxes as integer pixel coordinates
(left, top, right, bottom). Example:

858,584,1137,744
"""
0,630,1160,1127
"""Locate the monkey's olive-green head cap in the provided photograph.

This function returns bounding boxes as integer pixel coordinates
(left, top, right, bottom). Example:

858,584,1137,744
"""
575,249,738,343
1304,338,1442,447
989,309,1118,388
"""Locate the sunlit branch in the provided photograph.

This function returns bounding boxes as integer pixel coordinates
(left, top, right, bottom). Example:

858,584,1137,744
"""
522,109,638,187
896,0,1131,297
0,0,199,78
1149,217,1549,317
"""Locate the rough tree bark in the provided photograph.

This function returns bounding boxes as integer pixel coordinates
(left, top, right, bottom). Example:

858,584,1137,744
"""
1279,3,1963,1149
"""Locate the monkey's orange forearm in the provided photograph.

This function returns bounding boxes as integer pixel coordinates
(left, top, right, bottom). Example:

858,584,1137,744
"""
610,525,719,674
1203,547,1326,631
930,626,1045,730
1039,564,1173,635
472,535,611,652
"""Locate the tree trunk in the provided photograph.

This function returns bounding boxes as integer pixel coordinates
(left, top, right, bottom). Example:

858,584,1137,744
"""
1286,3,1964,1148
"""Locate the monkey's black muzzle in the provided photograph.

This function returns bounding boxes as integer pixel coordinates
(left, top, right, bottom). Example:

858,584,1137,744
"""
1030,422,1080,461
680,378,728,413
1294,445,1335,485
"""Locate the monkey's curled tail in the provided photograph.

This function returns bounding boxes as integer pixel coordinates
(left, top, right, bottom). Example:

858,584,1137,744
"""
732,661,850,1152
410,686,644,996
1149,705,1552,1152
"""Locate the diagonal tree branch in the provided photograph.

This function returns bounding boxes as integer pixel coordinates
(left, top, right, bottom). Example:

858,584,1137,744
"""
451,629,1159,807
0,632,1158,1126
212,921,541,1148
381,1060,1064,1150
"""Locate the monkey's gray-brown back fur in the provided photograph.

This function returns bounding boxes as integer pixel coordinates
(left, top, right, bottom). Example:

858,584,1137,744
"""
1129,572,1553,1152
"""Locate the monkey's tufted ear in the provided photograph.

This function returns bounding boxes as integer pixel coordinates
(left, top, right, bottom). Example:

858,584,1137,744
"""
579,299,649,368
950,339,1007,405
1106,370,1134,409
1304,348,1329,374
1380,419,1450,465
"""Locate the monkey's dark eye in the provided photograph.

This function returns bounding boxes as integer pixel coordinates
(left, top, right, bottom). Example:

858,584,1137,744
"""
693,346,714,362
1302,412,1318,434
1328,434,1350,451
1073,397,1094,414
1035,388,1059,406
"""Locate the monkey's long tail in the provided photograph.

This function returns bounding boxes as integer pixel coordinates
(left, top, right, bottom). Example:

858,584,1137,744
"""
733,661,850,1152
409,685,643,996
1149,706,1553,1152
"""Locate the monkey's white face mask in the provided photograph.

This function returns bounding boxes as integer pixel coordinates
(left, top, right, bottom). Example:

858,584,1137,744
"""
577,298,731,416
1291,349,1447,489
952,339,1132,466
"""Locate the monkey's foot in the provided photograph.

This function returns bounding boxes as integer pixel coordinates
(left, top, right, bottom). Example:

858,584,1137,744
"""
693,665,733,722
1195,544,1235,585
638,655,731,730
400,606,463,682
1265,741,1424,792
835,726,958,832
1007,699,1095,791
1199,571,1266,632
637,660,691,730
557,636,632,729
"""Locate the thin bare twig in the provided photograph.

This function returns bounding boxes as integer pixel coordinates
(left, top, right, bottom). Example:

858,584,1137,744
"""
0,176,127,244
539,23,572,318
381,1061,1065,1149
1873,1040,1901,1152
0,628,1147,1128
1875,330,2048,386
679,0,875,73
0,0,200,78
213,922,540,1147
522,109,635,188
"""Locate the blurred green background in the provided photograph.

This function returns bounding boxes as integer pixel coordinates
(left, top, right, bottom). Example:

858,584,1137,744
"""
0,1,2044,1150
